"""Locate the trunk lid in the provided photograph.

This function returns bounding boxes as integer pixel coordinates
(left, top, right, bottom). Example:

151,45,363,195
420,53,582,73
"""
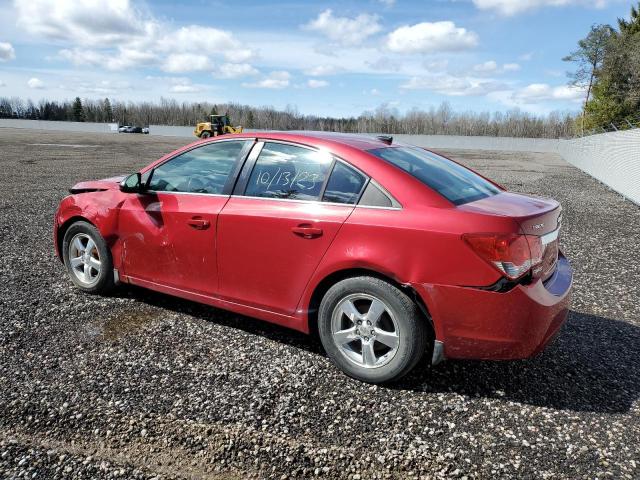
460,192,562,281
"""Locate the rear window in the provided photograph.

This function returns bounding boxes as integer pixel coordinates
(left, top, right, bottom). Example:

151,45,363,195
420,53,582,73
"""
368,147,500,205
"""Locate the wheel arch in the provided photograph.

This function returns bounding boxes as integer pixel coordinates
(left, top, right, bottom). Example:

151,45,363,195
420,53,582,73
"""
306,267,434,339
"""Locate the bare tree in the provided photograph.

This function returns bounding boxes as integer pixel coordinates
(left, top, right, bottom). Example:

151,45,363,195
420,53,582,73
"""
563,24,614,134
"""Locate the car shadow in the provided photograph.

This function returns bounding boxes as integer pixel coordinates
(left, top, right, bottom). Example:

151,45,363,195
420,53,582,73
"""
119,287,640,414
396,311,640,414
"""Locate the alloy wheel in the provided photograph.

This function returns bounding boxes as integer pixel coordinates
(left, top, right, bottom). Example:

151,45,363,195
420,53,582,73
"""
68,233,102,286
331,293,400,368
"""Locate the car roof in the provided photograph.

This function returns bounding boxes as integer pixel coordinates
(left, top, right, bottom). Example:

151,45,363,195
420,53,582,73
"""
229,131,396,152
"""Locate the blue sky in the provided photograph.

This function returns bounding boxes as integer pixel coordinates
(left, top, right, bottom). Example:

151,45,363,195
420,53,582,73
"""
0,0,634,117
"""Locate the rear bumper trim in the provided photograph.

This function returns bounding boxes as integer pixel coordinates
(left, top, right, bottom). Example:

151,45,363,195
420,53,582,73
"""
431,340,445,366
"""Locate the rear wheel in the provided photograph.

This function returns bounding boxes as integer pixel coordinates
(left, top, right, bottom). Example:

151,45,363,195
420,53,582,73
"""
62,221,115,294
318,276,429,383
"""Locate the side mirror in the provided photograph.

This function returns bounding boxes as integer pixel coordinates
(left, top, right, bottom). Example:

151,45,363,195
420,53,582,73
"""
120,172,145,193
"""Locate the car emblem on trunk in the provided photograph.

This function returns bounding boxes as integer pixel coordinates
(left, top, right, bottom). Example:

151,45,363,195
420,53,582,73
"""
532,223,544,230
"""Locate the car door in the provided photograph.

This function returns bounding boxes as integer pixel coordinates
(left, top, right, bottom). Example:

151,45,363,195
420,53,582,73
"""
217,141,368,315
118,140,251,296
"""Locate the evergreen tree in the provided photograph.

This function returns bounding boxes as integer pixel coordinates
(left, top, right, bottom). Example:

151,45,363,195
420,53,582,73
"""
103,98,113,122
246,110,254,128
72,97,85,122
618,2,640,35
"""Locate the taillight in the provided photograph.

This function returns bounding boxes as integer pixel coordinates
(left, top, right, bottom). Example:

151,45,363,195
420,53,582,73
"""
463,233,543,280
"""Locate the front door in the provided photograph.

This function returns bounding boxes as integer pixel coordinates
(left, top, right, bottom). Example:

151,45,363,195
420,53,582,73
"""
217,141,367,315
118,140,250,296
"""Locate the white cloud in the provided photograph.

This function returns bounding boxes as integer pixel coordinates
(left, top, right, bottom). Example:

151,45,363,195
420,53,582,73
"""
473,60,521,74
367,56,402,72
473,60,498,73
0,42,15,61
0,80,6,87
304,65,343,76
27,77,45,89
401,74,506,96
423,59,449,72
15,0,254,73
472,0,610,16
106,49,157,70
15,0,155,47
59,47,158,70
387,21,478,54
160,26,253,62
162,77,204,93
514,83,584,102
305,9,382,46
76,79,131,95
59,48,105,66
243,71,291,89
215,63,259,79
169,84,202,93
378,0,396,5
162,53,211,73
307,79,329,88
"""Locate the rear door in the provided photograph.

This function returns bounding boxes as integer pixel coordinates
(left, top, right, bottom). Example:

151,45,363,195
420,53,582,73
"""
118,140,251,296
217,141,368,315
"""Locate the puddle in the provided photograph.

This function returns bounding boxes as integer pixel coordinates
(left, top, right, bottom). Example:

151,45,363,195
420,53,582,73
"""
100,311,159,341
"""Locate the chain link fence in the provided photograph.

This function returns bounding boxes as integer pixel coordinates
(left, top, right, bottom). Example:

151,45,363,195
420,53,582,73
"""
558,129,640,205
574,113,640,138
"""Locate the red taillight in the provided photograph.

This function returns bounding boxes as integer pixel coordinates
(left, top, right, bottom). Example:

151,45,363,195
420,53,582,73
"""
463,233,543,280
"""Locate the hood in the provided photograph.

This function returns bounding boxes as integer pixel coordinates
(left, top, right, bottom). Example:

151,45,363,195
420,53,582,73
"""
459,191,561,236
70,175,126,194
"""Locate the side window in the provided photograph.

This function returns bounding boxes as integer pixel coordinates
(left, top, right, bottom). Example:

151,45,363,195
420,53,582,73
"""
245,143,333,200
322,161,366,205
358,182,398,208
148,141,246,194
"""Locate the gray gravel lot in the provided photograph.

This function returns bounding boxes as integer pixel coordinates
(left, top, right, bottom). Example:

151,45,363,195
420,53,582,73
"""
1,128,639,479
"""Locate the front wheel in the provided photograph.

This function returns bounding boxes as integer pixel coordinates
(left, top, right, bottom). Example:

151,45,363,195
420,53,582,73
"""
318,276,430,383
62,221,115,294
200,131,211,139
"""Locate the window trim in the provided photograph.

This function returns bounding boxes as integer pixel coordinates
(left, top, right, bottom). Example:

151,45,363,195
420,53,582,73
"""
237,140,334,201
232,138,402,210
237,139,368,205
145,138,254,196
357,179,402,210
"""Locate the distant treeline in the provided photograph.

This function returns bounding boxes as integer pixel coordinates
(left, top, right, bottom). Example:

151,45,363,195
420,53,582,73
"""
0,96,577,139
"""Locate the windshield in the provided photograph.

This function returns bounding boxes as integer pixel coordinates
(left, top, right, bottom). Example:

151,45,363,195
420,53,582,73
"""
368,146,501,205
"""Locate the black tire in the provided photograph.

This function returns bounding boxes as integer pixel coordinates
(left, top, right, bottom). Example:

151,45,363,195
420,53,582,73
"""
62,221,115,295
200,131,211,139
318,276,430,383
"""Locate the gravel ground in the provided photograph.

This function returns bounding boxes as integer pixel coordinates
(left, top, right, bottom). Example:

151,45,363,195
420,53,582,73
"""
0,128,639,479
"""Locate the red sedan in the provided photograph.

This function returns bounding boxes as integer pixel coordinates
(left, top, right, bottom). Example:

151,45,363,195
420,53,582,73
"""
54,132,572,383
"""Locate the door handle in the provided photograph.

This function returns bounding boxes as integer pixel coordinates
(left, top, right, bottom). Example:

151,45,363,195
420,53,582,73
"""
291,224,323,239
187,217,210,230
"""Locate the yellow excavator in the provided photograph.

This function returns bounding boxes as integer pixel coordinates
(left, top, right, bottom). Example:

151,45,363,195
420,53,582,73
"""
194,114,243,138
